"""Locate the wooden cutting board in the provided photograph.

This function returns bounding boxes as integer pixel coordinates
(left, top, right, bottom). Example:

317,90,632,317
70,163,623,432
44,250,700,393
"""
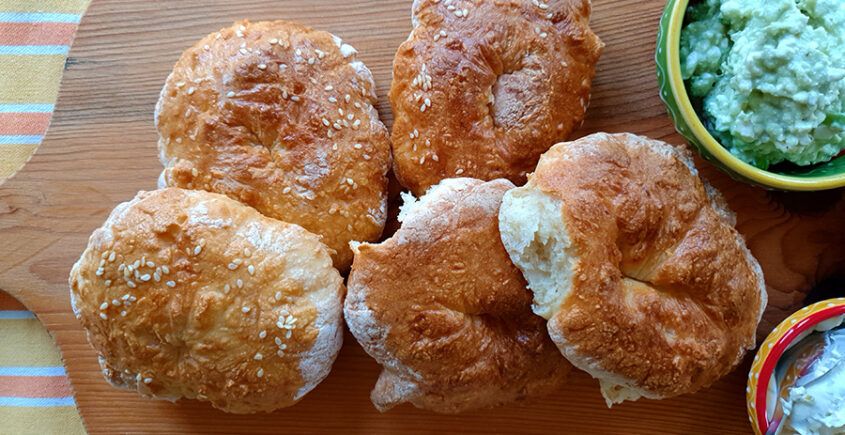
1,0,843,433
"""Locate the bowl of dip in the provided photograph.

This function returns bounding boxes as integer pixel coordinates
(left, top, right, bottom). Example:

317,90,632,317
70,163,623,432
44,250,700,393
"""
747,298,845,434
656,0,845,191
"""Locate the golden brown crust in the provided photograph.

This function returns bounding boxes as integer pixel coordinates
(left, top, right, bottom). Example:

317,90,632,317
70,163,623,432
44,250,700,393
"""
155,20,391,270
522,133,766,401
389,0,603,195
344,178,570,413
68,188,344,413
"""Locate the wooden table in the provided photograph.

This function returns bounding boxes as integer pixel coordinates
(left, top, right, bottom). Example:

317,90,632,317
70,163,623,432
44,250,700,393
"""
1,0,843,433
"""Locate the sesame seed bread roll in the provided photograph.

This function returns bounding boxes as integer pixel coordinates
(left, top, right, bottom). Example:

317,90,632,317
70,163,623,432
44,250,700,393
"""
155,20,391,270
498,133,767,406
389,0,604,195
345,178,571,413
69,188,344,413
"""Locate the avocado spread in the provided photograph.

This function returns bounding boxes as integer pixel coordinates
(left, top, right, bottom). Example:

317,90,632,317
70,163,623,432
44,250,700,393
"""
680,0,845,169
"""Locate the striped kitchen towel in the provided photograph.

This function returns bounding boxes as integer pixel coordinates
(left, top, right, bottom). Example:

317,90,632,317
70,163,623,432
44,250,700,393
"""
1,1,90,433
0,0,90,181
0,291,85,435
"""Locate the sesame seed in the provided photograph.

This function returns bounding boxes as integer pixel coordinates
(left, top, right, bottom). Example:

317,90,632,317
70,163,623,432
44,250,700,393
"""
244,248,251,257
295,48,302,56
277,350,285,357
338,108,344,116
242,306,251,313
237,279,243,288
328,96,337,103
122,294,130,300
333,123,342,130
161,265,169,274
146,261,155,268
325,85,333,91
112,299,120,306
143,377,152,384
420,104,427,112
308,57,315,64
345,94,351,102
275,337,282,345
187,87,195,95
254,353,263,360
322,118,330,127
269,38,278,44
432,154,439,162
539,2,549,8
354,102,361,108
127,281,137,288
153,272,161,282
354,143,362,149
140,274,151,281
434,34,440,41
279,343,287,350
275,291,282,300
228,263,238,270
352,119,361,129
282,186,292,194
282,90,288,99
248,265,255,275
535,27,541,34
105,280,112,286
129,296,136,302
540,32,547,38
99,302,109,310
447,4,455,10
99,313,107,320
285,330,292,339
194,245,202,255
547,13,553,18
420,156,425,164
121,311,127,317
424,97,431,107
290,96,300,102
236,30,244,38
223,284,230,293
133,260,140,269
347,113,354,120
463,8,468,16
96,267,104,276
259,330,267,339
227,91,235,97
108,251,116,262
363,154,370,160
456,168,464,175
166,281,175,288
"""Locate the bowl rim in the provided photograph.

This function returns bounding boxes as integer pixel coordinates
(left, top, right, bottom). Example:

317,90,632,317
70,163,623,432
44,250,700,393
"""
665,0,845,191
751,300,845,434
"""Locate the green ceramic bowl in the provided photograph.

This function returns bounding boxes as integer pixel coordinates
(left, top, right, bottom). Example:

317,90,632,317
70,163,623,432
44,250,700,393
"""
655,0,845,191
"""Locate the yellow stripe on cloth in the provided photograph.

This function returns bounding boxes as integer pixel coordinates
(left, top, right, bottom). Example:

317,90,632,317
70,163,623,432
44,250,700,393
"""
0,144,37,181
0,405,86,435
0,54,66,103
0,0,89,14
0,317,64,367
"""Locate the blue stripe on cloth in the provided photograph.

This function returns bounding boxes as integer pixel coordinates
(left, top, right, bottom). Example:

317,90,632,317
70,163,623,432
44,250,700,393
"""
0,367,66,376
0,13,82,23
0,397,75,407
0,45,69,55
0,311,35,319
0,135,42,144
0,104,54,113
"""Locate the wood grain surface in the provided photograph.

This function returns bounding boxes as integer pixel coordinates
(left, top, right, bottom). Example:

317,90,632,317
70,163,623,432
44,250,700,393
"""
1,0,843,433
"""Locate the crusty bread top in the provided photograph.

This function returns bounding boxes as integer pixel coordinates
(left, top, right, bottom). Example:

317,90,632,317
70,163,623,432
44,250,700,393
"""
344,178,570,413
502,133,767,403
155,20,391,270
68,188,344,413
389,0,603,195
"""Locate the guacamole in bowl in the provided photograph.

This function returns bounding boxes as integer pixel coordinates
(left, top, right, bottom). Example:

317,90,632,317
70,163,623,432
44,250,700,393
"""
679,0,845,170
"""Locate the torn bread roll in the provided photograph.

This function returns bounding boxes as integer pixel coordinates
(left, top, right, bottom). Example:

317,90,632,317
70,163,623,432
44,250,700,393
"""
498,132,767,406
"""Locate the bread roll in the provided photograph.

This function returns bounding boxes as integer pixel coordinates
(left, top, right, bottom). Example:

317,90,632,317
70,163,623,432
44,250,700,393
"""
345,178,570,413
498,133,767,406
389,0,603,195
69,188,344,413
155,20,391,270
